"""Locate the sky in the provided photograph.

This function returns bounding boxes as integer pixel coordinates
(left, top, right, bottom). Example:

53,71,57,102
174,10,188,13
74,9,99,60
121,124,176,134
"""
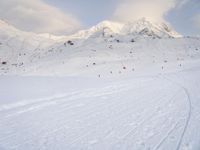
0,0,200,36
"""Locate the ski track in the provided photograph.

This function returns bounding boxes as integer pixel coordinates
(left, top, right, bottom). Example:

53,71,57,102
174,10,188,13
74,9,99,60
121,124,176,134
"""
0,78,156,118
161,75,192,150
0,76,194,150
153,122,180,150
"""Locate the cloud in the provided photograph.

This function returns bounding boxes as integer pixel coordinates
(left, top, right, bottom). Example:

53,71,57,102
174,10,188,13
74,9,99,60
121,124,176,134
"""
0,0,81,35
113,0,188,23
193,14,200,29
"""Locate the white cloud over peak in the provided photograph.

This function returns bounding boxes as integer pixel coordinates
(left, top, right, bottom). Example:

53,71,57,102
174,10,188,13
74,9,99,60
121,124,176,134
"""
113,0,188,23
0,0,81,35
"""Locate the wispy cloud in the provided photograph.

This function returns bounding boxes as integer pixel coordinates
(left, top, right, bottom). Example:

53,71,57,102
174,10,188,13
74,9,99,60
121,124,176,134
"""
113,0,188,23
0,0,81,35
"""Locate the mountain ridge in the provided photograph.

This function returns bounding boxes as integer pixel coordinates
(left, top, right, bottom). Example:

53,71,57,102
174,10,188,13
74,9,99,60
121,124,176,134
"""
1,18,199,76
0,18,181,40
71,18,181,39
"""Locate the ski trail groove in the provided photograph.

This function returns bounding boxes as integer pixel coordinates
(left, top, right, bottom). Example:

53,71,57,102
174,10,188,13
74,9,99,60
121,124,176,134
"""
153,122,179,150
114,87,181,147
161,75,192,150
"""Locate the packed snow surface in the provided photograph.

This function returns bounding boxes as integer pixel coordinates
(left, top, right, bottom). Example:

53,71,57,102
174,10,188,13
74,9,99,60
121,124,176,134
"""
1,70,200,150
0,19,200,150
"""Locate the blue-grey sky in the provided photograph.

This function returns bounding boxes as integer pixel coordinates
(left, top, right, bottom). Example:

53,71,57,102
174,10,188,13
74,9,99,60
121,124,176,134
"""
44,0,118,27
166,0,200,35
43,0,200,36
0,0,200,35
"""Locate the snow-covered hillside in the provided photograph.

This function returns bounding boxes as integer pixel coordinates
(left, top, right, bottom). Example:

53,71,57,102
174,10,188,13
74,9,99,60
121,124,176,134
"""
0,18,200,150
0,18,199,76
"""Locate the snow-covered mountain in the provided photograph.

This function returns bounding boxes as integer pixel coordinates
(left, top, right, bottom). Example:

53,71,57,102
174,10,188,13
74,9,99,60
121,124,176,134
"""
72,20,124,39
0,19,67,74
1,18,200,150
0,18,199,76
121,18,181,38
72,18,181,39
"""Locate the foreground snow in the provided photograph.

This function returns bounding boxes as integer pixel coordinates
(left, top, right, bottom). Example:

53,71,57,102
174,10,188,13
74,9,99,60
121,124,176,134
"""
0,66,200,150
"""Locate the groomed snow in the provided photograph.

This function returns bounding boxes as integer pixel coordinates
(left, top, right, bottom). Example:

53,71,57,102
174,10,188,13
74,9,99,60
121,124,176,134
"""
0,67,200,149
0,19,200,150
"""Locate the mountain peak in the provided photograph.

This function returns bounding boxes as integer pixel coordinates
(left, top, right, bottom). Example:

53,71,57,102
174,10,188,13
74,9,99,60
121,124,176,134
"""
121,18,181,38
72,18,181,39
71,20,124,39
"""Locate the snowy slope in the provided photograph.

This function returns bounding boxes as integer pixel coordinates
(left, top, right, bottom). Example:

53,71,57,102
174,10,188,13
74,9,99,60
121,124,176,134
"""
0,18,200,150
0,20,67,74
2,36,199,77
1,19,199,76
0,68,200,150
23,37,200,77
